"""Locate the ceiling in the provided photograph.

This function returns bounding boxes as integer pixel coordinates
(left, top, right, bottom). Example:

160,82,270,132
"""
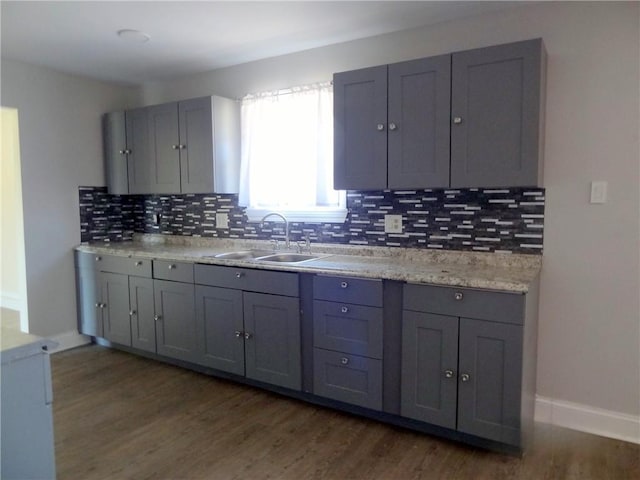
1,1,526,86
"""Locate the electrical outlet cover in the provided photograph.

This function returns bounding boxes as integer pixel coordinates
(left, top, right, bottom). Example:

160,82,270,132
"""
216,213,229,229
384,214,403,234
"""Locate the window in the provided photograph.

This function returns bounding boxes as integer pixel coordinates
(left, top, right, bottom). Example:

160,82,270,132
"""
239,82,346,223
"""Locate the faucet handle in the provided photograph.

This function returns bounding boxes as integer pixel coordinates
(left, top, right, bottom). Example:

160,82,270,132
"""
304,233,312,253
296,241,304,254
270,239,279,251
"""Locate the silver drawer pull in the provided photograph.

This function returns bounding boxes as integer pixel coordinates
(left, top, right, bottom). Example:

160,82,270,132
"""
168,264,176,270
341,306,349,314
376,123,385,131
460,373,470,382
340,281,348,289
444,369,455,378
154,315,162,322
244,332,252,340
95,256,102,261
236,272,243,279
234,330,243,338
129,310,136,316
340,357,349,365
454,292,463,301
453,117,463,124
135,261,143,266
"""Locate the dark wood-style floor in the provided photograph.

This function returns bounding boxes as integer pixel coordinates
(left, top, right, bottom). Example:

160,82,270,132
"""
51,345,639,480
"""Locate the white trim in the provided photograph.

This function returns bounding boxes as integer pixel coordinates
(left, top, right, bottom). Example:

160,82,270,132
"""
48,330,91,353
245,207,348,224
535,395,640,444
0,291,23,311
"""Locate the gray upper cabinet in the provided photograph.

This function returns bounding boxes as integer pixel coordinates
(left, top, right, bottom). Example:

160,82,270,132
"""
334,57,451,190
104,95,240,195
333,65,387,190
451,39,546,188
387,55,451,189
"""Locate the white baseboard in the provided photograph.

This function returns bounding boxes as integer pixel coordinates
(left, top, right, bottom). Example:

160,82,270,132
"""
48,330,91,352
535,395,640,444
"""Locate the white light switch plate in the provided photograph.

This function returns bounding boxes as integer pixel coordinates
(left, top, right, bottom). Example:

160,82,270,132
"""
590,181,608,204
216,213,229,229
384,214,403,234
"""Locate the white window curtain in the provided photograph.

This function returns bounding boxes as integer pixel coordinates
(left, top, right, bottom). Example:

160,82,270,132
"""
239,82,346,223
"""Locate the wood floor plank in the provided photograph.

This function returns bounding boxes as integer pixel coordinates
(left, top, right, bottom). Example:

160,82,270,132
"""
51,345,640,480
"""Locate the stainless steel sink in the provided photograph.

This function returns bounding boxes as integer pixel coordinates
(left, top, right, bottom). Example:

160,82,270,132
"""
210,249,275,260
255,253,328,263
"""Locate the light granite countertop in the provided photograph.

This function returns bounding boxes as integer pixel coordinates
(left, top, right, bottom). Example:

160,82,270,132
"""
76,235,542,293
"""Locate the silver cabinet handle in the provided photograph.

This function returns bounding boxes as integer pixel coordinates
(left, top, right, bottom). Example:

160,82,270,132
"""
234,330,243,338
444,369,455,378
389,122,397,131
118,149,125,154
376,123,385,131
244,332,252,340
154,315,161,322
179,144,186,150
453,117,463,124
460,373,470,382
172,145,179,150
340,281,348,289
341,306,349,314
125,149,132,155
135,261,143,266
168,264,176,270
340,357,349,365
129,310,136,316
95,302,101,308
95,256,102,261
236,272,243,278
454,292,463,301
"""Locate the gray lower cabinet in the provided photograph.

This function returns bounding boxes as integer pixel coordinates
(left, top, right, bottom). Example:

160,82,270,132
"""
401,283,529,446
129,276,156,353
106,95,240,195
154,279,197,363
74,251,102,337
312,275,384,410
101,272,134,346
194,265,301,391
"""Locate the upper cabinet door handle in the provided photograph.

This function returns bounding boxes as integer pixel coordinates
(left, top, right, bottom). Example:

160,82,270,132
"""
389,122,397,131
376,123,385,131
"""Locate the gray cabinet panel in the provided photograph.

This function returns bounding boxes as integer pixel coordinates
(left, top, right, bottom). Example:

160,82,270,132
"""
103,111,129,195
388,55,451,188
313,348,382,410
75,251,102,337
101,272,132,346
451,39,544,187
154,279,197,363
457,318,523,444
153,260,194,283
126,107,152,194
401,311,458,429
101,255,152,277
243,292,301,391
333,65,388,190
195,285,245,375
313,300,383,359
130,276,156,353
147,102,181,194
313,275,382,307
195,264,298,297
179,97,215,193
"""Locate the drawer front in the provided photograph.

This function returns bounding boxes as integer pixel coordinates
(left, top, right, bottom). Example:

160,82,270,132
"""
313,348,382,411
313,300,383,359
154,260,194,283
93,254,152,277
195,264,298,297
403,283,524,325
313,275,382,307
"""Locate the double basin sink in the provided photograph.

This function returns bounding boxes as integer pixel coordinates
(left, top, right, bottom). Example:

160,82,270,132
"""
208,249,330,264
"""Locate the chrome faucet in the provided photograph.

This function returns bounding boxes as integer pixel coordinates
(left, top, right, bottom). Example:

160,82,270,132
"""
261,212,289,249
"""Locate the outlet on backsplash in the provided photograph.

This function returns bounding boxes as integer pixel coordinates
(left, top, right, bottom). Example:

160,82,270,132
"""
216,213,229,229
384,214,403,234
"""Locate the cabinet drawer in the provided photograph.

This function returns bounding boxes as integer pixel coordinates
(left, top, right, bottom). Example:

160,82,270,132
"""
313,301,383,359
313,275,382,307
93,254,152,277
195,264,298,297
313,348,382,411
153,260,194,283
403,283,524,325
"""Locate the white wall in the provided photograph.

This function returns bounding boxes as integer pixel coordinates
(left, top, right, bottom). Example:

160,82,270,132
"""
1,59,138,344
143,2,640,431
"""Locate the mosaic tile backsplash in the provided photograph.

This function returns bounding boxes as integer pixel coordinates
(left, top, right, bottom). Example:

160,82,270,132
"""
79,186,545,254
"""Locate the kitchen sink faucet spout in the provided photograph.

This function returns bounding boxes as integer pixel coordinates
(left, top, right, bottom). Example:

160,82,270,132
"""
261,212,289,249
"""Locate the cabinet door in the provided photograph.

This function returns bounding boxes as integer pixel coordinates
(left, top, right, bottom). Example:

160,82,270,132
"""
451,39,543,188
101,272,132,346
146,102,181,193
388,55,451,189
154,280,197,363
333,65,388,190
179,97,214,194
74,253,102,337
194,285,245,375
129,276,156,353
103,111,129,194
401,311,458,429
126,107,152,194
457,318,523,445
243,292,301,391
